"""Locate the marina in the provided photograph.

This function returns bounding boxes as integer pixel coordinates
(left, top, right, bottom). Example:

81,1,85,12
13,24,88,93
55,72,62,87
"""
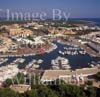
51,56,71,70
26,59,43,69
0,58,8,65
0,41,99,70
58,49,86,56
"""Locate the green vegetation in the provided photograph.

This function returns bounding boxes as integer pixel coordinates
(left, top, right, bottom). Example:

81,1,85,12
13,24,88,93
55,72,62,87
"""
0,88,20,97
5,72,25,87
0,27,9,34
77,29,100,35
5,78,13,87
45,19,93,27
13,72,25,84
95,72,100,81
0,82,99,97
27,35,35,41
0,20,28,25
3,76,100,97
85,80,93,86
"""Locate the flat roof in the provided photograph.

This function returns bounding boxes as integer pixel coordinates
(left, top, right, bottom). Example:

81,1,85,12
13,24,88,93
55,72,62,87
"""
41,67,100,81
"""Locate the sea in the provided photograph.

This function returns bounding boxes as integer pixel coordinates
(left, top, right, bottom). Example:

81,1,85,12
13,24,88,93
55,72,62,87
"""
69,18,100,26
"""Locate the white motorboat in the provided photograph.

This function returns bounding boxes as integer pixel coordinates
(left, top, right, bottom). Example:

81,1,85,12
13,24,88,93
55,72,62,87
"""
51,56,71,70
37,59,43,64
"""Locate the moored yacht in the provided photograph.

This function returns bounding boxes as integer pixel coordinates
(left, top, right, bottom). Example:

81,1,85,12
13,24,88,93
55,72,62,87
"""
51,56,71,70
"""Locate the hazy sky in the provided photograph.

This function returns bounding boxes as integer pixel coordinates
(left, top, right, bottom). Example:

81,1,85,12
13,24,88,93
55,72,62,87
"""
0,0,100,18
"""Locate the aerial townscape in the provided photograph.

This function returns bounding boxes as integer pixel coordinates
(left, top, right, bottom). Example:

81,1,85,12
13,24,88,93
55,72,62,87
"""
0,0,100,97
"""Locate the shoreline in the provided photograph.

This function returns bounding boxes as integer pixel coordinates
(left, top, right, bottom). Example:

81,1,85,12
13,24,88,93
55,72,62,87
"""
0,43,57,58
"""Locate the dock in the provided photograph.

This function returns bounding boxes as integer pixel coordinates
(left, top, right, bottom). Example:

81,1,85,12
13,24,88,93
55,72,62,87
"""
71,39,100,57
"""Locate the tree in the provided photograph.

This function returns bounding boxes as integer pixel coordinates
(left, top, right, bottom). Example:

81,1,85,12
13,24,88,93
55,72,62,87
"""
95,72,100,81
49,79,86,97
0,88,20,97
86,87,96,97
26,90,38,97
36,85,58,97
13,72,25,84
5,78,13,87
85,80,93,86
31,74,42,89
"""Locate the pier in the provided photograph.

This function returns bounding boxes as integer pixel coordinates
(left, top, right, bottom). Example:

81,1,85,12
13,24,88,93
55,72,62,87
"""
71,39,100,57
80,44,100,57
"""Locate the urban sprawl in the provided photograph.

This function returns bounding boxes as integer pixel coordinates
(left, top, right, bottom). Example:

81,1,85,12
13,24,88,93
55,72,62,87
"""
0,20,100,92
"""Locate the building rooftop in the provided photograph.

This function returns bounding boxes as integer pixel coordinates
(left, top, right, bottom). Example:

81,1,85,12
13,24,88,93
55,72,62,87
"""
41,67,100,82
10,84,31,93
